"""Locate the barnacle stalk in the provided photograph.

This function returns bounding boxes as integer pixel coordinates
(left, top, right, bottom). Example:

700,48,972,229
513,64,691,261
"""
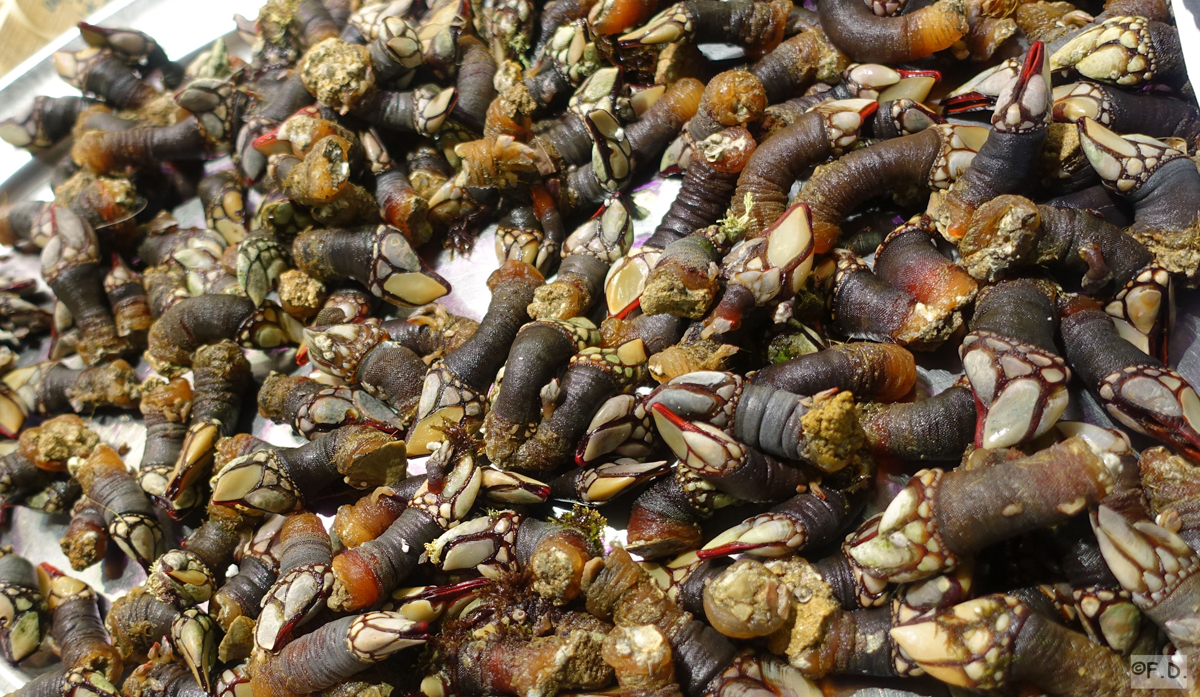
846,438,1114,583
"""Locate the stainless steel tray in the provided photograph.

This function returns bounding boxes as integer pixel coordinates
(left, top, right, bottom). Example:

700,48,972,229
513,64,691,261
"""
0,1,1198,694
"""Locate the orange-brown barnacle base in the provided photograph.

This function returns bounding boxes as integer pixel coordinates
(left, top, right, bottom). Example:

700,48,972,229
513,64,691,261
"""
588,0,659,35
601,624,682,697
331,446,481,611
626,466,732,559
331,483,416,550
955,194,1043,283
752,342,916,404
59,500,108,571
71,117,209,176
818,0,968,64
640,233,722,320
876,216,976,313
688,70,769,145
329,549,387,613
829,249,959,351
445,615,614,697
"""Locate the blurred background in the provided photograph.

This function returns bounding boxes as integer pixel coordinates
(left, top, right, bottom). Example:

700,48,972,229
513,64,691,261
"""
0,0,111,78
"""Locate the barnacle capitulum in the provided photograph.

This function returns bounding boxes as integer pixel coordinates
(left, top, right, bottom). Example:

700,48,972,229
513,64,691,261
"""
170,607,218,693
704,202,816,337
77,22,183,87
199,170,249,245
960,280,1069,449
235,236,289,307
619,0,791,59
74,444,164,569
9,666,120,697
1076,117,1200,286
574,393,657,466
211,425,407,514
1052,79,1200,144
53,47,159,111
409,261,543,455
1049,15,1182,87
259,372,408,439
1091,505,1200,655
891,592,1145,692
255,513,334,652
1060,294,1200,459
551,458,670,505
293,224,451,308
0,549,48,664
0,96,99,151
846,437,1114,583
330,434,482,611
38,564,122,681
